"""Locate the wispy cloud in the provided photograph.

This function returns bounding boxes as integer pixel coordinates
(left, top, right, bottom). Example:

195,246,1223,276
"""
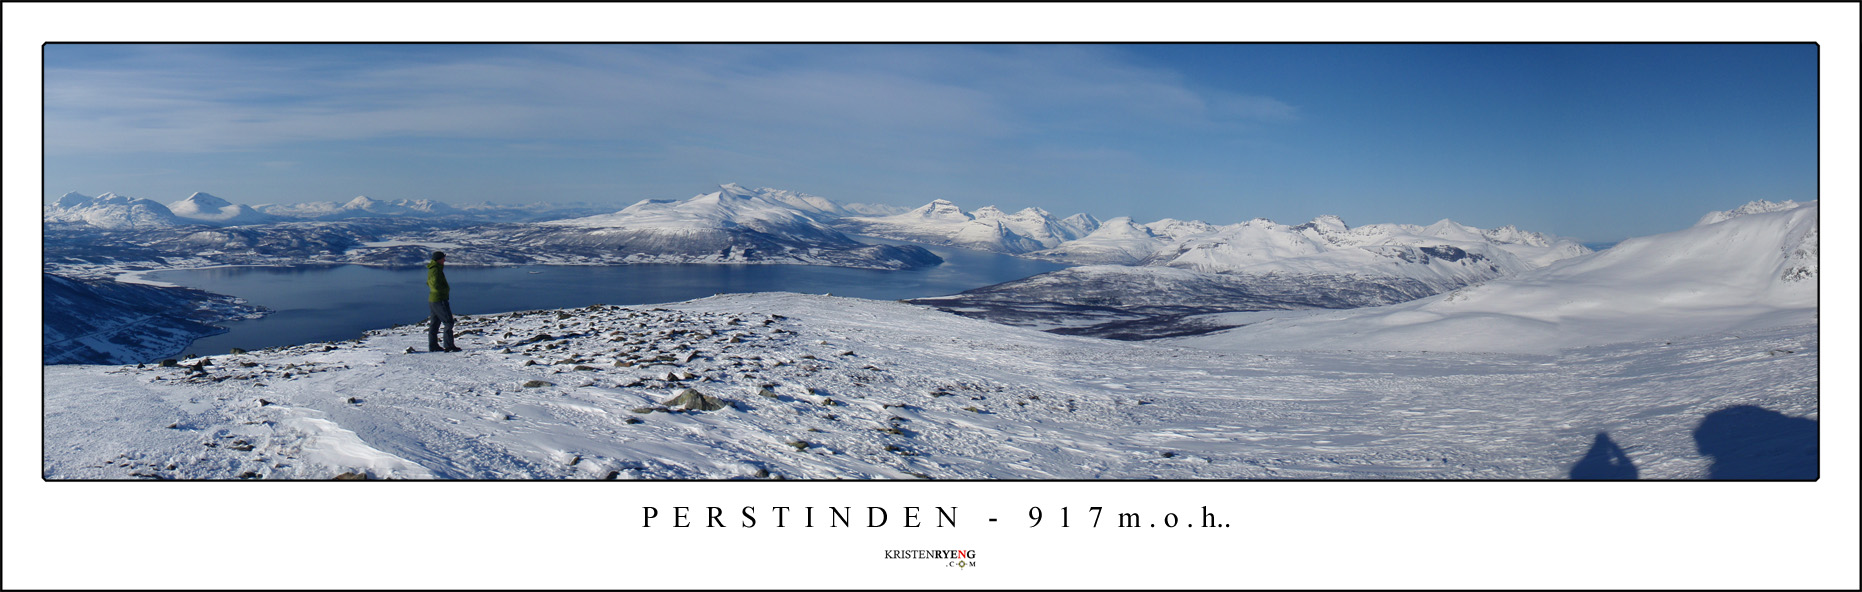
43,44,1295,159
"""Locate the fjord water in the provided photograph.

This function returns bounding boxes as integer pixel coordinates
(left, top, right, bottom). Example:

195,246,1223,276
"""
151,241,1066,357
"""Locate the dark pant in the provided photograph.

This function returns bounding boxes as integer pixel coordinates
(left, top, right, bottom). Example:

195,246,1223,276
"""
428,300,456,349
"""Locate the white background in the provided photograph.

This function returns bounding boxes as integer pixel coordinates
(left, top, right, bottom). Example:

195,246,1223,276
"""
6,3,1857,589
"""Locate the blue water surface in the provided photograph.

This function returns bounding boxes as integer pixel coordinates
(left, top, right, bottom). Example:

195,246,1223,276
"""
150,240,1064,356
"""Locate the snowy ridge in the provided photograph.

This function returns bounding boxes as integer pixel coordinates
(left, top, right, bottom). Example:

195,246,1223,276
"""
1179,200,1819,354
41,292,1818,480
1696,199,1803,227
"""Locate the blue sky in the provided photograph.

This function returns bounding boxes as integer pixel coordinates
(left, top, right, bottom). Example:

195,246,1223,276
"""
43,43,1816,242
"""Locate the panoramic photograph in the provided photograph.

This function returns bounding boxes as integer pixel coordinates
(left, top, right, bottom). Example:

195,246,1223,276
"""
37,42,1821,481
12,3,1856,589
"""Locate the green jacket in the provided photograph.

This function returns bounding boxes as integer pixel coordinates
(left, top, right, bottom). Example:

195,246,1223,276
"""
427,260,450,302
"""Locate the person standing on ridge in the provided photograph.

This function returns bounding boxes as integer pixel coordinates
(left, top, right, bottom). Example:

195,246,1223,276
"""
427,251,460,352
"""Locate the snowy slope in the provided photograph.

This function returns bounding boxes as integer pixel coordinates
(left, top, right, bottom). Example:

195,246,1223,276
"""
729,184,852,218
40,292,1818,480
1026,216,1169,265
1178,200,1818,354
42,273,265,365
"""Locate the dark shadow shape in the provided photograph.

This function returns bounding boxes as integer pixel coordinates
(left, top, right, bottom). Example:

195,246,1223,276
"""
1694,405,1818,480
1570,431,1639,479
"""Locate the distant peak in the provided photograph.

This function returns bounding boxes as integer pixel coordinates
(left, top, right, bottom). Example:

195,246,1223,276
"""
717,183,754,197
1696,200,1806,227
180,192,232,207
1303,214,1348,233
53,192,93,208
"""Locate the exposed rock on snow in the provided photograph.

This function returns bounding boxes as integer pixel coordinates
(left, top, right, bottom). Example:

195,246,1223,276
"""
665,388,731,411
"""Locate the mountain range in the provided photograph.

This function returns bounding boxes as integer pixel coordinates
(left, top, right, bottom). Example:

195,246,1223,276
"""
834,199,1102,254
908,207,1594,338
430,184,941,270
44,191,613,228
44,183,1612,354
1178,199,1819,353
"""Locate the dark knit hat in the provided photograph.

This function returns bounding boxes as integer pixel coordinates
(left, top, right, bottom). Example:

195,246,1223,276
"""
432,251,446,261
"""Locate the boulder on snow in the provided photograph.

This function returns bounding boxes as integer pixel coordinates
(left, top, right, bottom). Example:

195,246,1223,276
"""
664,388,730,411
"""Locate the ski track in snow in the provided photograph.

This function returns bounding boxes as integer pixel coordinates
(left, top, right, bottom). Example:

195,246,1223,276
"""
42,293,1817,480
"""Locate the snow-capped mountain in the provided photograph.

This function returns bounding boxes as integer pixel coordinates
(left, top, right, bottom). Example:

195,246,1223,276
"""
834,199,1100,254
42,273,264,365
1025,216,1166,265
973,205,1100,249
439,184,942,270
167,192,278,226
1150,216,1584,294
1179,200,1819,354
1034,213,1588,282
43,192,184,229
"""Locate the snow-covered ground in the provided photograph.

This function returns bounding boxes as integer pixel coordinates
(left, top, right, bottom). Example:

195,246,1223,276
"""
42,290,1818,480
